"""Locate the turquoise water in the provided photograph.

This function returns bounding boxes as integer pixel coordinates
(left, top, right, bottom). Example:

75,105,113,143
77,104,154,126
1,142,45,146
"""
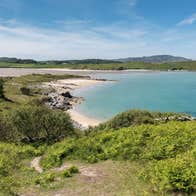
73,71,196,120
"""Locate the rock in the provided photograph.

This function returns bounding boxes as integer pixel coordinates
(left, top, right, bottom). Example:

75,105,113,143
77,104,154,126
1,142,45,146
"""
61,91,73,98
44,88,83,111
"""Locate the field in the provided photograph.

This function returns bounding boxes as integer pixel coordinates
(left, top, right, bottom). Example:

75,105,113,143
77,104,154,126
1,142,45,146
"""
1,61,196,70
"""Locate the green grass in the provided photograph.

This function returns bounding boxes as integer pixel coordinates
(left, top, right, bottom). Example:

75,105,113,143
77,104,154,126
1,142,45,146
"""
1,121,195,195
0,74,83,112
1,60,196,70
0,74,196,195
41,121,196,194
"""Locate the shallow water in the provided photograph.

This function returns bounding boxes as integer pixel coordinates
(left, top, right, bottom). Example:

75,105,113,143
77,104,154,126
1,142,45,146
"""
73,71,196,120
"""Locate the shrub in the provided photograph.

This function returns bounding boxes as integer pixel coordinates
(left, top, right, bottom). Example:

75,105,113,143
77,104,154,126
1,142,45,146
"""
68,166,79,174
35,172,55,185
62,170,72,178
0,143,38,195
94,110,179,131
62,166,79,178
145,154,196,193
20,87,31,96
8,106,75,142
42,121,196,167
41,121,196,194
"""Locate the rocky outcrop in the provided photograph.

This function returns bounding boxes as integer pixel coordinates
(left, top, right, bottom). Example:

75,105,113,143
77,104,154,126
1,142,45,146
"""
46,91,83,110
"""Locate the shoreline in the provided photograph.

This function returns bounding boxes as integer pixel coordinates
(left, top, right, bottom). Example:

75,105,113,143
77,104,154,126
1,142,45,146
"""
0,68,162,77
0,67,194,78
44,78,108,128
68,109,102,129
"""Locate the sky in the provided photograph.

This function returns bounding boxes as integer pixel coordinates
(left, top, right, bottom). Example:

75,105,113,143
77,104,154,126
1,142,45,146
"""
0,0,196,60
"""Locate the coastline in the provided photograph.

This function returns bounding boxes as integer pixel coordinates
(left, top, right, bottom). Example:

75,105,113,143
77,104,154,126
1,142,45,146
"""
68,109,102,129
0,68,158,77
44,78,108,128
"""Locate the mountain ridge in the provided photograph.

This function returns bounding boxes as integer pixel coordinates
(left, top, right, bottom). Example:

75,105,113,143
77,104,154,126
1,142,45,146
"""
115,55,192,63
0,55,192,64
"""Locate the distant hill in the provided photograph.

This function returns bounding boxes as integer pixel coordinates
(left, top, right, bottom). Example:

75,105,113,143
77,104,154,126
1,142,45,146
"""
0,55,192,65
42,59,120,64
0,57,37,64
0,57,119,65
115,55,192,63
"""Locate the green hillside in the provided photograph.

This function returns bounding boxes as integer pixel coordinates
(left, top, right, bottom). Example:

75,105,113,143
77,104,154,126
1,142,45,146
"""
0,74,195,195
1,60,196,71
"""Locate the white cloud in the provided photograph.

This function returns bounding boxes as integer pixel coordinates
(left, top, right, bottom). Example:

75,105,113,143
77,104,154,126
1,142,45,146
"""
178,13,196,26
0,19,196,60
0,20,150,60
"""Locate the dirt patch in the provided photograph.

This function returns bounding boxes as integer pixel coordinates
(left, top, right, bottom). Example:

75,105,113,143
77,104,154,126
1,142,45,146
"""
30,157,43,173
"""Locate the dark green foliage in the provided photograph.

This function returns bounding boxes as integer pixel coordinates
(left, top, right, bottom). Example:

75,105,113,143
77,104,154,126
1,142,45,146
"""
93,110,182,131
11,106,75,142
68,166,79,174
20,87,31,95
62,170,72,178
0,79,4,98
0,106,75,142
62,166,79,178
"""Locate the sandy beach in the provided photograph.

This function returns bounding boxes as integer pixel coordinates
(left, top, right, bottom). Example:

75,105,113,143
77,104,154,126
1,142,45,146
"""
46,78,106,90
68,109,102,128
45,78,107,128
0,68,153,77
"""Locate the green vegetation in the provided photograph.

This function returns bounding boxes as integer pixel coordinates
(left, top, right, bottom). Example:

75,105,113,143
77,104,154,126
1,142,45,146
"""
1,60,196,70
0,143,40,195
0,106,75,143
93,109,183,131
0,73,82,111
0,79,4,98
61,166,79,178
41,121,196,194
0,74,195,195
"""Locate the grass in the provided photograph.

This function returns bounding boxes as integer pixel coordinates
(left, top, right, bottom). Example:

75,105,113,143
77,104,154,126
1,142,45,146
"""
1,61,196,70
13,160,154,196
0,73,195,195
0,74,83,112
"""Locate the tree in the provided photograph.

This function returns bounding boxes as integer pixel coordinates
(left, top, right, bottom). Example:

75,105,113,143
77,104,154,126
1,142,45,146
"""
10,106,75,142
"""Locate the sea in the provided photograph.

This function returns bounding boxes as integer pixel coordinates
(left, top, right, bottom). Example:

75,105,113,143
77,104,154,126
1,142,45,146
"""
73,71,196,120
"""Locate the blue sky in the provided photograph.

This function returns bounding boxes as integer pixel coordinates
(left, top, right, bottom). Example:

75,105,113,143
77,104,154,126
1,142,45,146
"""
0,0,196,59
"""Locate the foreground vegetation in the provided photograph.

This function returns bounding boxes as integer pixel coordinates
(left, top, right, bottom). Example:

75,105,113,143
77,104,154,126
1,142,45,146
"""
0,74,195,195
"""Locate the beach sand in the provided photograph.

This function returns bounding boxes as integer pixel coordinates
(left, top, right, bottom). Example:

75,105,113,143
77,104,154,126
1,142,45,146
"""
68,109,102,128
45,78,106,128
47,78,105,90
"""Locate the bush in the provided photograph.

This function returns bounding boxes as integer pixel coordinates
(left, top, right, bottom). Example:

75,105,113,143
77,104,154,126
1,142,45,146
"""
42,121,196,167
1,106,75,142
0,143,38,195
41,121,196,194
68,166,79,174
62,166,79,178
62,170,72,178
35,172,55,185
20,87,31,96
144,154,196,193
94,110,179,131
